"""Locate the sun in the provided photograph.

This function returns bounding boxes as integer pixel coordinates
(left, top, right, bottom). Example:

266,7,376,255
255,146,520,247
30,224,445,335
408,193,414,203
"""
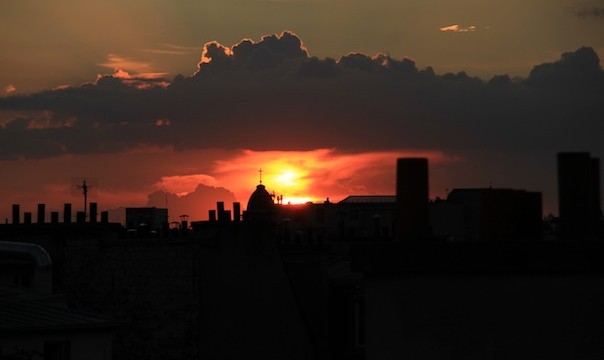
263,166,314,204
275,170,298,187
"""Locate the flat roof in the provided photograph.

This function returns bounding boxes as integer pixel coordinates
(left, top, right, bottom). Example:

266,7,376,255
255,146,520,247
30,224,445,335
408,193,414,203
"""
339,195,396,204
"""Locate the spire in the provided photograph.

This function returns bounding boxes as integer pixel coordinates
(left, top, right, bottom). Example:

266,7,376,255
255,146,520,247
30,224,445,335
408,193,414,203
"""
259,168,263,184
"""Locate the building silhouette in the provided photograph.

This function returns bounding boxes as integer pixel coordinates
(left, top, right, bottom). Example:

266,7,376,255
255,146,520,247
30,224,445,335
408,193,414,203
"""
1,153,604,359
557,152,602,241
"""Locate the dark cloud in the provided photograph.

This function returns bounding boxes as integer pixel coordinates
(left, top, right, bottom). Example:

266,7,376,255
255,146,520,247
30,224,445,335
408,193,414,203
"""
0,31,603,163
576,7,604,18
526,47,602,87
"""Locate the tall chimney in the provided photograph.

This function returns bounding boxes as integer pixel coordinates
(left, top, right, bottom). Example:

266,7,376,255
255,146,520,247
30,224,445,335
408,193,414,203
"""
89,202,98,223
396,158,430,241
24,212,32,224
12,204,20,225
51,212,59,224
76,211,85,224
233,202,241,222
37,204,45,224
64,203,72,224
217,202,226,222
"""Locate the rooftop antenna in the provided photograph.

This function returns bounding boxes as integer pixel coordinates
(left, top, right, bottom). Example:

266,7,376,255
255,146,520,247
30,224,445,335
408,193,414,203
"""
259,168,263,184
71,177,98,219
164,187,169,223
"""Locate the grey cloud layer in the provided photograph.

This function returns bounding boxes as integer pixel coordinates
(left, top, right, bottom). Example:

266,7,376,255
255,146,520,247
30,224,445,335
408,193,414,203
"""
1,31,603,160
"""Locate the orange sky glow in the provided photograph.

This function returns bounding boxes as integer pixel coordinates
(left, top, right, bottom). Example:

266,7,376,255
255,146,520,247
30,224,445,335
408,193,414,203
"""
0,147,462,222
150,148,462,220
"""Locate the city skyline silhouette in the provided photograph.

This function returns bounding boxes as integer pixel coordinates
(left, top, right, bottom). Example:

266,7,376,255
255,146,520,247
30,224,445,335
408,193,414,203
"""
1,4,604,358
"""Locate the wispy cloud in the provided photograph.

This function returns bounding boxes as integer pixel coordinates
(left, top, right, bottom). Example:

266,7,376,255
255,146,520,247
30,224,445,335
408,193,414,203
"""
97,54,169,89
143,43,200,56
99,54,167,79
4,84,16,94
440,24,477,33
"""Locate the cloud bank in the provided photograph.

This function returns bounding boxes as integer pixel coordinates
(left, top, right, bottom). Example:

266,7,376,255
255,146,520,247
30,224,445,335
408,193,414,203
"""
0,31,603,163
576,7,604,18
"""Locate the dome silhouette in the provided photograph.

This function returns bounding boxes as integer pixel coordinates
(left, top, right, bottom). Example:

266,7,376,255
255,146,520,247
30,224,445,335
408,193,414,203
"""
246,183,276,223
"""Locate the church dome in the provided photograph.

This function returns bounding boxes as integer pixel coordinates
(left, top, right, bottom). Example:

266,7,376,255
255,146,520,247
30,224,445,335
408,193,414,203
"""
247,184,275,214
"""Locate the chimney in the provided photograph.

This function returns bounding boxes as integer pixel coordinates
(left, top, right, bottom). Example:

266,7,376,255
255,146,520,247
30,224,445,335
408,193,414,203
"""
217,202,226,222
37,204,45,224
24,212,32,224
233,202,241,222
64,203,72,224
89,202,98,223
12,204,20,225
209,210,217,222
396,158,430,241
51,212,59,224
180,214,189,235
76,211,85,224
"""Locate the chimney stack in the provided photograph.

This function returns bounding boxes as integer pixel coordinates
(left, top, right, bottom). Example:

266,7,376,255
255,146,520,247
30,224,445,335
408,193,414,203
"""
12,204,20,225
51,212,59,224
64,203,72,224
233,202,241,222
37,204,45,224
101,211,109,223
217,202,226,222
89,202,98,223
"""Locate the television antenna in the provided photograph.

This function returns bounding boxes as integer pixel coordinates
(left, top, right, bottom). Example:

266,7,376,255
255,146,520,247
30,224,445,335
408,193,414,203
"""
71,177,98,219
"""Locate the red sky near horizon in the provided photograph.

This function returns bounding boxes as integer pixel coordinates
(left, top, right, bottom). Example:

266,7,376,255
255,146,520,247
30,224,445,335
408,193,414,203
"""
0,147,464,223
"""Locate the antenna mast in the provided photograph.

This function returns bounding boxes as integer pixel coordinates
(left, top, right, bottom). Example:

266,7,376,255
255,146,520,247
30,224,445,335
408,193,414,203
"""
259,168,263,184
81,180,88,219
71,177,98,221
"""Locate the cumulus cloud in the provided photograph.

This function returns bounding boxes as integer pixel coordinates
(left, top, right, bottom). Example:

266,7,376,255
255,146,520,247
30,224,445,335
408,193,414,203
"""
0,30,602,166
155,174,219,196
147,184,236,221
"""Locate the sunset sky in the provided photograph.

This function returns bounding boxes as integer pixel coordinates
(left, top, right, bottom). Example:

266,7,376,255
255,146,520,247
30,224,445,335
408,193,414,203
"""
1,0,604,221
